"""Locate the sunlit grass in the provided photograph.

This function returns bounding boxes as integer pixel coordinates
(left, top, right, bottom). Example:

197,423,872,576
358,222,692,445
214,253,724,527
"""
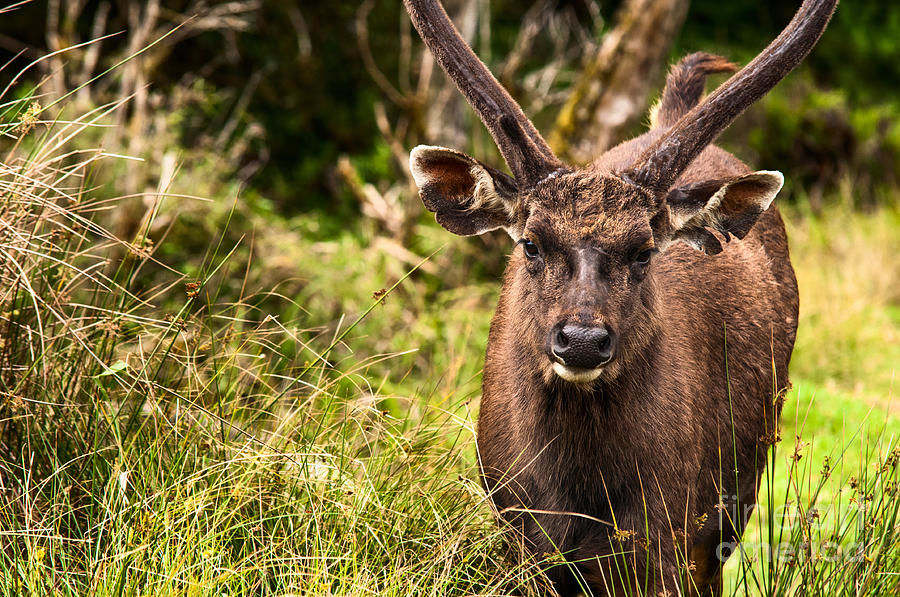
786,199,900,407
1,88,898,596
720,201,900,594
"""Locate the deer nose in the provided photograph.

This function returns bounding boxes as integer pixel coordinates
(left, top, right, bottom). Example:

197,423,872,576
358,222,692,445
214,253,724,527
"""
549,322,615,369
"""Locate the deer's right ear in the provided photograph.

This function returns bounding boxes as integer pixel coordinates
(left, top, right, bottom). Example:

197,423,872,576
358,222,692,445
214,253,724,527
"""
409,146,522,239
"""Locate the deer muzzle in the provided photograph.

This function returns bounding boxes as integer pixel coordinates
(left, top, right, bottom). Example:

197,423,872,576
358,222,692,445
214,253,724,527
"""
548,321,616,383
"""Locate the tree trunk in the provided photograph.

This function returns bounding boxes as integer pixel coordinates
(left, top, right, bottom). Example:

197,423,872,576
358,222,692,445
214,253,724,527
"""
549,0,689,164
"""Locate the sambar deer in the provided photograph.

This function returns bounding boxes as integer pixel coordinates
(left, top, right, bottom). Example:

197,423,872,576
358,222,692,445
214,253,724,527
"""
402,0,836,594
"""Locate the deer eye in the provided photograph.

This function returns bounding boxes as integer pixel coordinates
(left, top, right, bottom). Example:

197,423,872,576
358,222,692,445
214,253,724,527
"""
633,249,655,266
520,239,540,259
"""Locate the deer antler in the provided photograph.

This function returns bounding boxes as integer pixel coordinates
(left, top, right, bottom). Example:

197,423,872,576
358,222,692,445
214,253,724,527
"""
403,0,563,187
624,0,838,196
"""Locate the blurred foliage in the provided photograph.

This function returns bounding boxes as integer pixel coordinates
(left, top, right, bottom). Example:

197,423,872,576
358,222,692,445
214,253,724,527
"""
682,0,900,203
678,0,900,104
741,78,900,205
2,0,900,217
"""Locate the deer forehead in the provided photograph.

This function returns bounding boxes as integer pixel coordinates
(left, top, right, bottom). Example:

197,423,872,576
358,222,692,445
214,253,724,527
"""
525,172,656,247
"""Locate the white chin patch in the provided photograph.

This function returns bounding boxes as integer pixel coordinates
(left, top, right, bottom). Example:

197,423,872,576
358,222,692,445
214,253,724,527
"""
552,362,604,384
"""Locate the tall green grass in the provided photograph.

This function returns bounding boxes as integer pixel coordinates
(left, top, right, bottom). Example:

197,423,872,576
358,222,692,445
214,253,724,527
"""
0,91,549,596
1,90,898,596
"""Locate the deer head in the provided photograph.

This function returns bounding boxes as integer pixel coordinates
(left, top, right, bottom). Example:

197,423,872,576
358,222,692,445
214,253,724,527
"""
405,0,836,384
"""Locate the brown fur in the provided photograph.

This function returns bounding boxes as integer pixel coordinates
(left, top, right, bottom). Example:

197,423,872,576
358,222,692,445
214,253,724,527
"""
654,52,738,129
478,144,797,595
401,1,837,595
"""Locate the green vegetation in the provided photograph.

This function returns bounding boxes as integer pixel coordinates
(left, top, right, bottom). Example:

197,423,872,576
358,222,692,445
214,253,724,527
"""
1,84,898,594
1,1,899,594
4,0,900,210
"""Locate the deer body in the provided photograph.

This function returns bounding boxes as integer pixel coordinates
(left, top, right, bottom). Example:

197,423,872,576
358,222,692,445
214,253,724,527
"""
401,0,835,594
479,142,799,594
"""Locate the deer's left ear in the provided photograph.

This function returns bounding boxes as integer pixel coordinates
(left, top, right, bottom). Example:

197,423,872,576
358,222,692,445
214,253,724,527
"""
654,171,784,255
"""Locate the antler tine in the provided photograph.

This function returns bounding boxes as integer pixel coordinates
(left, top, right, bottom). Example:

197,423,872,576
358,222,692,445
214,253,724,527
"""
403,0,563,186
625,0,838,196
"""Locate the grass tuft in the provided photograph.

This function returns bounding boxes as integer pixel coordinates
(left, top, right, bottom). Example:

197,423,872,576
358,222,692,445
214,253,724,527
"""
0,78,898,597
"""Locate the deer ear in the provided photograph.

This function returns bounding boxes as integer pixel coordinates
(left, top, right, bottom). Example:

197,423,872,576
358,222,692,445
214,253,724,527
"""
409,145,522,238
657,171,784,255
